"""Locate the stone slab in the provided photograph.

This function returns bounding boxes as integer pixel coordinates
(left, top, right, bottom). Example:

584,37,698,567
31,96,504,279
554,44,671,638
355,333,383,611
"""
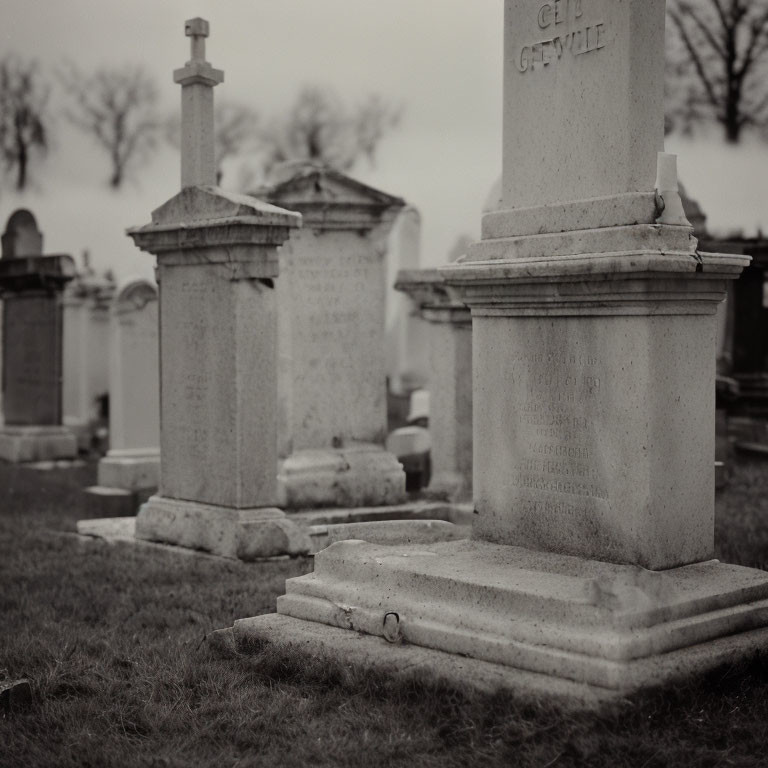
274,539,768,692
0,426,77,463
306,519,467,552
135,495,311,560
227,614,617,710
278,445,406,509
74,518,307,564
290,501,474,527
97,451,160,492
229,612,768,709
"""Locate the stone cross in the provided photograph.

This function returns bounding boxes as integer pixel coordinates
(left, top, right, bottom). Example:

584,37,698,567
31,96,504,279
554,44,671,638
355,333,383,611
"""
173,18,224,189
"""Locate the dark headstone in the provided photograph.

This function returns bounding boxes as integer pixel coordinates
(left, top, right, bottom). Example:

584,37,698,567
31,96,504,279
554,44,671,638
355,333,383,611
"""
0,210,75,427
1,209,43,259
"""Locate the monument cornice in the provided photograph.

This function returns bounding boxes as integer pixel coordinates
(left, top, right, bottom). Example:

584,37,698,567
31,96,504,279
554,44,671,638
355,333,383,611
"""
394,268,470,322
441,250,750,317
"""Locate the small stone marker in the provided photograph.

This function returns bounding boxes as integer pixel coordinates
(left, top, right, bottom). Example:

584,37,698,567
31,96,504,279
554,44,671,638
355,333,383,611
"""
0,210,78,462
127,19,308,559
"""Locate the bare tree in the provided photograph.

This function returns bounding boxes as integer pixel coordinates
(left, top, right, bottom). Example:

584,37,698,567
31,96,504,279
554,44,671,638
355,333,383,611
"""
257,85,401,175
0,56,50,191
165,101,259,185
667,0,768,142
60,64,160,188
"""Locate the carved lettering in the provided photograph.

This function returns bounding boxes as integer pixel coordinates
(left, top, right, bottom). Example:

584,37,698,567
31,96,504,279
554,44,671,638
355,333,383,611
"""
517,0,606,73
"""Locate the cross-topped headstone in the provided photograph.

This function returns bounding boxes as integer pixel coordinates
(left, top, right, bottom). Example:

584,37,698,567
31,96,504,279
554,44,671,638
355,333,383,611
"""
173,17,224,189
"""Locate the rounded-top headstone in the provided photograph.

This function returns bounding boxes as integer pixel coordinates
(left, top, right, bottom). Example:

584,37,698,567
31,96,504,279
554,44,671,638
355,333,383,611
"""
115,278,158,315
2,209,43,259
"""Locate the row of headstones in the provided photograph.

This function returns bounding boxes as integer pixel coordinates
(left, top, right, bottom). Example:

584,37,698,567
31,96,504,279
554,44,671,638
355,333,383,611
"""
0,209,160,471
0,199,475,511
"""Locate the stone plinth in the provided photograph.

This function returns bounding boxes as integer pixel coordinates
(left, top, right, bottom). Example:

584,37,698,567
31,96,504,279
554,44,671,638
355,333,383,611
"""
0,210,77,462
128,186,309,558
395,268,472,501
257,163,407,509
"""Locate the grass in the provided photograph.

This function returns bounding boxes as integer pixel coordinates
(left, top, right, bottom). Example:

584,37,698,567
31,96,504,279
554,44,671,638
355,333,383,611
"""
2,459,768,766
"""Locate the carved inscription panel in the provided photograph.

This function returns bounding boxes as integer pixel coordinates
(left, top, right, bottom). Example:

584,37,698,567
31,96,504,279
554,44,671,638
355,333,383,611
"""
279,230,387,452
510,350,608,509
516,0,607,73
2,295,61,425
473,316,620,553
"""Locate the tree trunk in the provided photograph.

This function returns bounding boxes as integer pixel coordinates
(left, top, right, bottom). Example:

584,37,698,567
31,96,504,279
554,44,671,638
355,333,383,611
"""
15,135,27,191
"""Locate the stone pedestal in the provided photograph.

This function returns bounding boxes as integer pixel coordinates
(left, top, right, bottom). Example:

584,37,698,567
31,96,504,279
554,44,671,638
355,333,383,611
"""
86,279,161,515
233,0,768,699
127,187,309,558
258,163,407,510
0,210,77,463
395,268,473,502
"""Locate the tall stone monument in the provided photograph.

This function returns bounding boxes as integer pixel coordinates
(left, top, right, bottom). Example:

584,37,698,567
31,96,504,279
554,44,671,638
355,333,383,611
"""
258,163,407,510
232,0,768,699
83,279,161,516
395,268,472,501
126,19,309,559
0,210,78,462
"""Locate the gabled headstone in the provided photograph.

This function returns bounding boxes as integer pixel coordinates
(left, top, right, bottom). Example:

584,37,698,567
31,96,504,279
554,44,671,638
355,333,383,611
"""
258,162,407,509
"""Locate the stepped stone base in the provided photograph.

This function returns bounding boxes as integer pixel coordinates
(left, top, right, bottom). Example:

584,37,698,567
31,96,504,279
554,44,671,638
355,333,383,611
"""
278,445,406,510
0,426,78,463
241,538,768,696
135,495,312,560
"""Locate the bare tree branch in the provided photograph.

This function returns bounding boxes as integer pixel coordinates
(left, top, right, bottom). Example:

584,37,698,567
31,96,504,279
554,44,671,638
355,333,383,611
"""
0,55,50,191
59,63,160,188
667,0,768,142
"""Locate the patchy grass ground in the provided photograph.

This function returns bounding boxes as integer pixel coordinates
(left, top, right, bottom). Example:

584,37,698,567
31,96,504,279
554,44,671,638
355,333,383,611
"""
2,458,768,767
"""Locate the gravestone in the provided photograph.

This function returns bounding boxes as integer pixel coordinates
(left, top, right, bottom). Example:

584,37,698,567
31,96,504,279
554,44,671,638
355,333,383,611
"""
84,279,160,516
235,0,768,699
62,258,115,450
0,210,78,462
385,207,430,396
258,162,407,510
395,268,472,501
125,19,308,558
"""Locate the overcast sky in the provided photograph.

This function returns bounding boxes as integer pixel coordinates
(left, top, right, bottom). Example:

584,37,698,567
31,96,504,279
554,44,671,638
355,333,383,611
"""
0,0,503,281
0,1,765,283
